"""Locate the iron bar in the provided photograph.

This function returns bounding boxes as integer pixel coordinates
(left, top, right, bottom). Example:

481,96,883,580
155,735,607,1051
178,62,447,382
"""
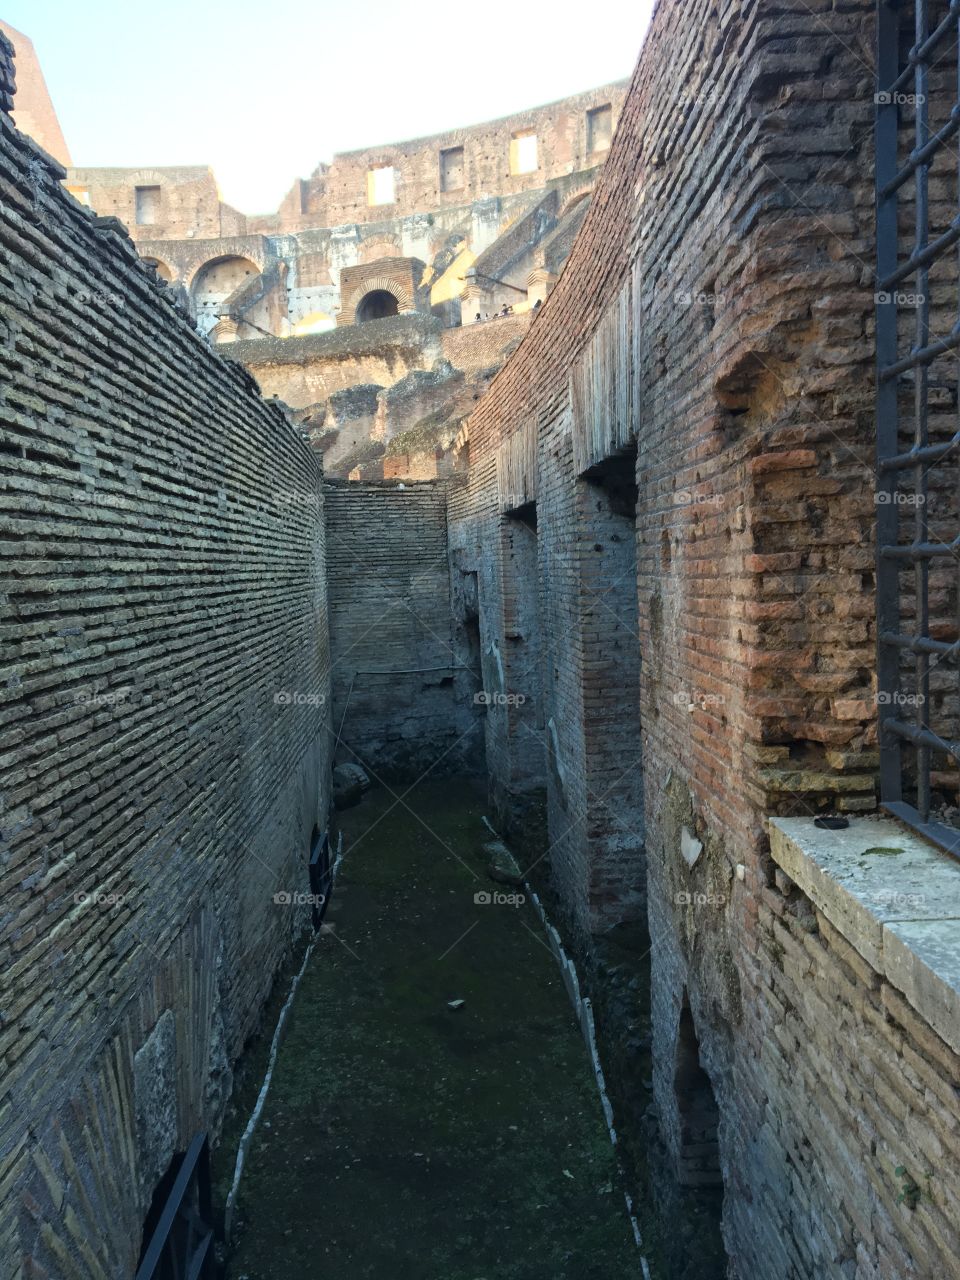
878,319,960,381
885,0,960,93
880,538,960,559
880,629,960,658
875,0,960,855
877,213,960,290
879,431,960,469
884,717,960,759
878,105,960,197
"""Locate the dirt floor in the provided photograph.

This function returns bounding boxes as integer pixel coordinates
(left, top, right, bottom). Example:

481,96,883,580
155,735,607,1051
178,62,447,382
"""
215,777,645,1280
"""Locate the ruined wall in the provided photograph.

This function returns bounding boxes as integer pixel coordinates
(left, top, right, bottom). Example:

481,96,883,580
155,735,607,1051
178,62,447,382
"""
0,56,332,1276
264,82,628,230
447,0,960,1275
65,165,247,241
324,480,482,780
226,314,444,410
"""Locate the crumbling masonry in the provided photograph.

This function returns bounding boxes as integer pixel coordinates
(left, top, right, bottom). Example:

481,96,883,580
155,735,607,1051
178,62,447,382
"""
4,2,960,1278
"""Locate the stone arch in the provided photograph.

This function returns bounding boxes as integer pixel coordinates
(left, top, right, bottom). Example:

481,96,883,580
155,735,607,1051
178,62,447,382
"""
345,274,414,324
355,289,400,323
558,187,593,219
190,256,261,336
141,255,174,283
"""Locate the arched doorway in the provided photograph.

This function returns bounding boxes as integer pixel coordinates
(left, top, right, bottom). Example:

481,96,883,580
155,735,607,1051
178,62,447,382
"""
190,256,261,336
355,289,399,323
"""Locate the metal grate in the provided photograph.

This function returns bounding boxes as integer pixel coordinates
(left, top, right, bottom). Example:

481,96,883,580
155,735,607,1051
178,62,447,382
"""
876,0,960,854
135,1133,215,1280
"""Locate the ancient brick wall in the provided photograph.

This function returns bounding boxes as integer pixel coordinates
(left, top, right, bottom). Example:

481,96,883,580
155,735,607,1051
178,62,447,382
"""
66,165,232,241
0,75,331,1276
324,480,482,780
275,82,628,230
440,312,532,374
445,0,960,1274
226,314,444,410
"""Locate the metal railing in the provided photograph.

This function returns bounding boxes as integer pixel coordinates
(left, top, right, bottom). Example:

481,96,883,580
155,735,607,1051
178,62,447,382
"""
876,0,960,855
135,1133,216,1280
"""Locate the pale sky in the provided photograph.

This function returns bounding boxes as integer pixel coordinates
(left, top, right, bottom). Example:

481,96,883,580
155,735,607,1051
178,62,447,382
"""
3,0,656,213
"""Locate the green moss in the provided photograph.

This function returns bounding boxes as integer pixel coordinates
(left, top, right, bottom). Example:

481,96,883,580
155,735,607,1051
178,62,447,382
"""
215,779,644,1279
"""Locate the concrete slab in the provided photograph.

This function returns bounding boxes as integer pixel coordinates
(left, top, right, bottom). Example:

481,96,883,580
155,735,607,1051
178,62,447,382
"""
769,816,960,1055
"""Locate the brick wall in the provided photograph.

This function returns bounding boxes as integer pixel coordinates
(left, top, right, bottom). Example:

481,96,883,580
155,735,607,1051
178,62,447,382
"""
0,68,331,1275
225,314,444,410
324,480,482,780
440,312,532,374
272,82,629,230
445,0,960,1274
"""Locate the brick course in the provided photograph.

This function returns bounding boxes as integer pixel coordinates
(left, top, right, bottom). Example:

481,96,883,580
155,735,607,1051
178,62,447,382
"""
0,65,331,1275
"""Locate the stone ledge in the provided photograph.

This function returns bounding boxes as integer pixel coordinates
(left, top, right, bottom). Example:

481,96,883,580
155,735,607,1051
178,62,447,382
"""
769,815,960,1055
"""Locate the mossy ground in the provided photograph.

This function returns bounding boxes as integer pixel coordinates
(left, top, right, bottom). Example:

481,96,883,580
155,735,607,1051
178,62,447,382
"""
215,779,642,1279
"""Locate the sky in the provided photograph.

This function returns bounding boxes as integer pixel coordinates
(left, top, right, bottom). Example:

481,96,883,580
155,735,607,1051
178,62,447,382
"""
4,0,656,213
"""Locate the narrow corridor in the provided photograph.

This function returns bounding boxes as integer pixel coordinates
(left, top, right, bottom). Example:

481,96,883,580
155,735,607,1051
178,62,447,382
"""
217,779,641,1279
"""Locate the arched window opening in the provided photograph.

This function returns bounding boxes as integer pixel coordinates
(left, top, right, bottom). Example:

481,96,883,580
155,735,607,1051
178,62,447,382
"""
191,256,261,336
355,289,400,324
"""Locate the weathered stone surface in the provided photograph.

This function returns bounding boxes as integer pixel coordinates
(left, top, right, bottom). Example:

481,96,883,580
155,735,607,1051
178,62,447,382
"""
133,1011,178,1204
332,763,369,809
484,840,524,886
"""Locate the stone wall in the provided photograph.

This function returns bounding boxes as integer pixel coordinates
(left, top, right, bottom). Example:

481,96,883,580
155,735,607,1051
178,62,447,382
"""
0,57,332,1276
440,312,532,374
324,480,482,780
446,0,960,1275
226,314,444,409
258,81,627,232
66,164,247,242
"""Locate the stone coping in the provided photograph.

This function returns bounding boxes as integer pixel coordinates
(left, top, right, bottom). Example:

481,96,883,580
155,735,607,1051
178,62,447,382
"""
769,815,960,1055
